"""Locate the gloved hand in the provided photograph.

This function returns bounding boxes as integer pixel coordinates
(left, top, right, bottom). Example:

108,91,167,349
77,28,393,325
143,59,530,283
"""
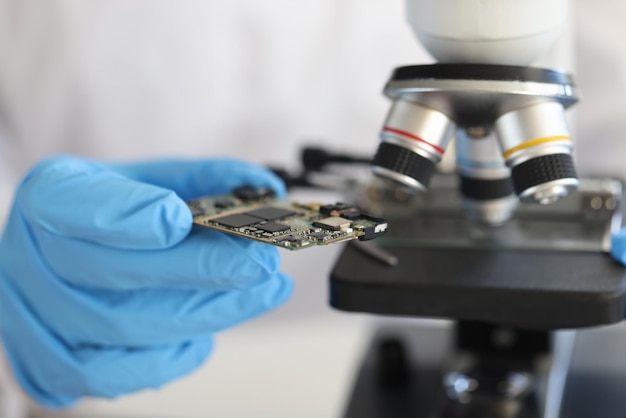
0,156,293,408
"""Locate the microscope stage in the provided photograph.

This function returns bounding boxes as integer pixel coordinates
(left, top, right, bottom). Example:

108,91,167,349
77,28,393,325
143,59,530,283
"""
331,177,625,330
330,244,625,330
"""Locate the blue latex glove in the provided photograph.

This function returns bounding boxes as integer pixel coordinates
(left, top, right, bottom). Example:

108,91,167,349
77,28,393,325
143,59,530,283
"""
0,156,293,408
612,229,626,265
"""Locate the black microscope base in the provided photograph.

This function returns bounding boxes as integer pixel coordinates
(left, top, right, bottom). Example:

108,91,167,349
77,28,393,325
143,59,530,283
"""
342,321,626,418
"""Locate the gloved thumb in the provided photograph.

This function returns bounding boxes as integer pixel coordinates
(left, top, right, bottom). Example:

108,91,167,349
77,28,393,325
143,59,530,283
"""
17,156,191,250
108,158,287,201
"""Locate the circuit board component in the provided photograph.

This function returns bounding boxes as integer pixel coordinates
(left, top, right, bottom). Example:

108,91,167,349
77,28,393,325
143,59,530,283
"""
188,186,388,250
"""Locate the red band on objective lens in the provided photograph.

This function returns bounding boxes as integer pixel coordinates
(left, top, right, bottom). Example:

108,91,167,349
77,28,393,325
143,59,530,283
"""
382,126,445,155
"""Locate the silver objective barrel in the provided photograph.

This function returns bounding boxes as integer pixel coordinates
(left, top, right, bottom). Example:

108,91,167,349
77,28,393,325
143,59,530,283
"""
371,99,456,191
495,101,578,204
456,130,517,225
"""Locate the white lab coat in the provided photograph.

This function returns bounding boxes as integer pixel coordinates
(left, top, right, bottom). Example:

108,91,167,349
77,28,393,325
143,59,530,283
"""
0,1,624,417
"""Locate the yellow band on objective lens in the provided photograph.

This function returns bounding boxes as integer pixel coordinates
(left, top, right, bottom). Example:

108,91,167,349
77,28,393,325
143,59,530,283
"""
502,136,571,159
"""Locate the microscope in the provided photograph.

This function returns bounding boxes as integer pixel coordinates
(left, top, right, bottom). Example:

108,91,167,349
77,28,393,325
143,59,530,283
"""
329,1,626,417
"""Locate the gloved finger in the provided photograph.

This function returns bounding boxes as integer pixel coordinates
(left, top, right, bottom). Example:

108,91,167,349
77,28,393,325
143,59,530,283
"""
611,229,626,265
108,158,287,200
10,236,293,345
36,227,280,290
55,272,294,346
1,282,213,407
17,156,191,249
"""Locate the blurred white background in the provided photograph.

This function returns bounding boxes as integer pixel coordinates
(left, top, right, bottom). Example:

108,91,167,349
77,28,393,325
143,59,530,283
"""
0,0,625,417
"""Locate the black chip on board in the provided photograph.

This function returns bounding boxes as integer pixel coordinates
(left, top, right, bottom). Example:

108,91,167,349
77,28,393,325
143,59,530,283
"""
320,202,353,216
340,209,361,220
233,186,275,201
256,222,291,233
244,207,296,221
214,198,236,209
309,231,328,240
277,234,299,242
212,214,261,228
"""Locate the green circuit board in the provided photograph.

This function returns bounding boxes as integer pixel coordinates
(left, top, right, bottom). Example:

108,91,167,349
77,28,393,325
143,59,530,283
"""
188,186,388,250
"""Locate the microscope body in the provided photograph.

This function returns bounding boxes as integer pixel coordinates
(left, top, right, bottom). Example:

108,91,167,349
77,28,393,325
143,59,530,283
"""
330,2,626,417
406,0,569,66
347,0,626,330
